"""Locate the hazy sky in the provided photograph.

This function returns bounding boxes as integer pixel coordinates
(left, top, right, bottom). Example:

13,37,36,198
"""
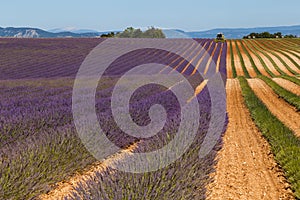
1,0,299,31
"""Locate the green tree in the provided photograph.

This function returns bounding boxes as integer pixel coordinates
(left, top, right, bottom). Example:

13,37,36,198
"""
116,27,165,38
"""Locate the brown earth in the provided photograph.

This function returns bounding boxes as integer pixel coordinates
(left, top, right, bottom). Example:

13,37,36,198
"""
241,41,270,77
266,42,300,74
253,42,294,76
276,41,300,56
193,41,214,74
245,41,282,76
227,42,233,78
204,42,218,74
256,41,300,75
231,41,245,76
215,43,223,73
207,79,293,200
40,80,209,200
248,79,300,137
265,52,294,76
39,143,139,200
273,78,300,96
256,51,282,76
278,52,300,74
236,41,257,77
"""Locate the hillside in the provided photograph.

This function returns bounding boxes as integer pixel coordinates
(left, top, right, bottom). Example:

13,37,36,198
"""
1,25,300,39
163,25,300,39
0,27,107,38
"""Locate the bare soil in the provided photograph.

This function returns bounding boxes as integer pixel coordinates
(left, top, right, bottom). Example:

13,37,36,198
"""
227,42,233,78
256,51,282,76
262,50,294,76
231,41,245,76
248,78,300,137
236,41,257,77
273,78,300,96
39,143,139,200
241,42,270,77
207,79,293,200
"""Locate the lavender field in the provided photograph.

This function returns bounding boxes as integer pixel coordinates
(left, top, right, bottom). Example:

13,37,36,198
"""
0,38,227,199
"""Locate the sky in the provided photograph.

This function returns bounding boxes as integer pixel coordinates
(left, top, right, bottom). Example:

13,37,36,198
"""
1,0,300,31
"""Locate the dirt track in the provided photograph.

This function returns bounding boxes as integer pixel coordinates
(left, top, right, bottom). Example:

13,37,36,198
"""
254,41,297,76
270,51,300,74
241,41,270,77
248,79,300,137
232,41,244,76
256,51,282,76
227,43,233,78
39,143,139,200
236,41,257,77
207,79,293,200
273,78,300,96
245,41,281,76
262,51,294,76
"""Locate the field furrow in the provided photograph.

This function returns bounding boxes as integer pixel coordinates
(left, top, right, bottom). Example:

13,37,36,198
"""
273,78,300,95
256,52,281,76
236,41,257,77
253,41,297,75
248,79,300,137
231,41,244,76
207,79,292,200
261,41,300,73
248,41,287,75
241,41,271,77
40,143,139,200
226,41,233,78
2,37,300,199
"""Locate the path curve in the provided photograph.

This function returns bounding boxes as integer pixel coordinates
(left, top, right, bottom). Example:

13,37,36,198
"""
39,143,139,200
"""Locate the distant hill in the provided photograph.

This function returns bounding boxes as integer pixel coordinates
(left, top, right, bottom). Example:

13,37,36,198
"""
0,27,109,38
1,25,299,39
163,25,300,39
48,28,101,34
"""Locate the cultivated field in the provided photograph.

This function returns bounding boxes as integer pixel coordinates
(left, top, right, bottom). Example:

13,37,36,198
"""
0,38,299,199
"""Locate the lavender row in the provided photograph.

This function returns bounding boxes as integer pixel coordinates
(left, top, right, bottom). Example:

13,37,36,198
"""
0,38,217,80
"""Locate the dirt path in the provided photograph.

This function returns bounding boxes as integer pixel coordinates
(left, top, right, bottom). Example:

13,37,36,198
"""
232,41,244,76
267,47,300,74
242,42,270,77
40,79,209,199
215,43,223,73
39,143,139,200
256,51,282,76
257,41,300,75
265,51,294,76
248,79,300,137
236,41,257,77
207,79,293,200
204,42,218,75
278,52,300,74
261,50,294,76
273,78,300,95
227,42,233,78
245,41,281,76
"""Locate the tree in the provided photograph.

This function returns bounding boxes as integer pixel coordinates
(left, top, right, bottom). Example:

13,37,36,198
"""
132,29,143,38
100,32,116,38
116,27,166,38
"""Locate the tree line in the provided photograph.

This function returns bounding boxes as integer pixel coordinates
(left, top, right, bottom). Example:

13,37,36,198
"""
101,27,166,38
243,32,298,39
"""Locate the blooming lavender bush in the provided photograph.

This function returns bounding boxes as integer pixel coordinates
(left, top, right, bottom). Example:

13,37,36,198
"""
0,38,227,199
